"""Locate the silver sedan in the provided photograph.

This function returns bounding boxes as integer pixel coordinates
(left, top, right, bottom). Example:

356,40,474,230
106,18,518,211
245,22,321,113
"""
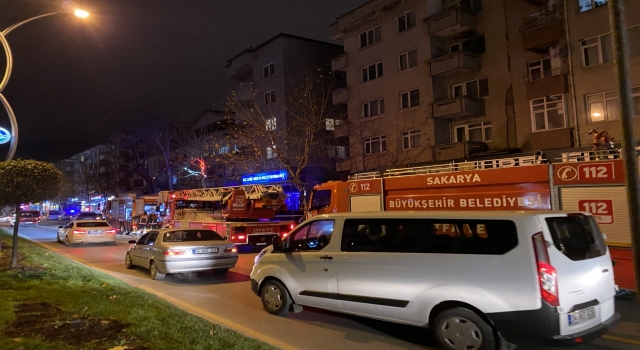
125,228,238,280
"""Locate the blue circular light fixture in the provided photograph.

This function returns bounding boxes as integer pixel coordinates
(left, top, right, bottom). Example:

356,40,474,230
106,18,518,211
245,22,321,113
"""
0,127,10,145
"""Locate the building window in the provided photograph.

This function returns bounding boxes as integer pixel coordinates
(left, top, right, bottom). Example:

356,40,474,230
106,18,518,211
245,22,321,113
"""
266,117,276,131
363,98,385,118
361,62,383,83
264,90,276,105
402,129,421,150
263,62,275,77
452,78,489,98
398,49,418,71
328,145,347,158
266,145,277,159
360,25,381,48
581,27,640,67
578,0,608,13
400,89,420,109
397,10,416,33
364,136,387,154
449,36,486,54
527,58,552,81
587,86,640,123
454,122,492,142
325,118,344,131
530,95,566,131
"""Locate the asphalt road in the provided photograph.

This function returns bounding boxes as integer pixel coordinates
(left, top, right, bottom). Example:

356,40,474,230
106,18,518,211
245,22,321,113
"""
6,222,640,350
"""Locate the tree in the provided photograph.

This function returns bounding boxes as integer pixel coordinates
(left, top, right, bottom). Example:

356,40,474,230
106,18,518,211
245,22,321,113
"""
0,160,61,268
223,67,344,208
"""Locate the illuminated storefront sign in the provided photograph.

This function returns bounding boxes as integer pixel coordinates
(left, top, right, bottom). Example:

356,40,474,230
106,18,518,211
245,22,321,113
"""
0,127,10,145
242,170,288,185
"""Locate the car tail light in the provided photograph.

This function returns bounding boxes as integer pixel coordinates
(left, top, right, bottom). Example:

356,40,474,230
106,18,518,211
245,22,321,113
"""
532,232,559,307
223,246,238,253
73,230,86,234
163,249,187,256
105,229,116,234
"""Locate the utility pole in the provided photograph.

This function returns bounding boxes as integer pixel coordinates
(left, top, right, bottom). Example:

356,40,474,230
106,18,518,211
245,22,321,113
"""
608,0,640,299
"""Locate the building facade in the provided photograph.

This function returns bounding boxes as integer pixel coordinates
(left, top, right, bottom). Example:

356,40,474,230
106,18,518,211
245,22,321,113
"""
329,0,640,173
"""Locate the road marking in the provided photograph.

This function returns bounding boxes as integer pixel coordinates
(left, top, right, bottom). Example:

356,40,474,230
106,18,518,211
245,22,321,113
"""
602,335,640,345
24,238,298,350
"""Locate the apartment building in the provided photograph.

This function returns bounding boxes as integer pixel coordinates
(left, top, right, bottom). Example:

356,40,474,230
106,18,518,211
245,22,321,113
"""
330,0,640,173
225,33,344,208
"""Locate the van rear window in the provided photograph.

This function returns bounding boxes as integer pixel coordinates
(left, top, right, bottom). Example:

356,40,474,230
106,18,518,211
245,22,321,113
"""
545,215,607,261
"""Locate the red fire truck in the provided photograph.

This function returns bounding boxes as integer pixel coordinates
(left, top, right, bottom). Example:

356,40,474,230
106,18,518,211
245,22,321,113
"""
158,185,296,246
104,194,160,234
308,150,636,290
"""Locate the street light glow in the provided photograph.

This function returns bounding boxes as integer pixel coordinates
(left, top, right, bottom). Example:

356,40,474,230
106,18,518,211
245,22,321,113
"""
74,9,90,18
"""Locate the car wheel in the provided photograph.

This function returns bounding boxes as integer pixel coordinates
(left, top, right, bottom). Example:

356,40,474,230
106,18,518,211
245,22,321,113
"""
64,236,72,247
213,268,229,276
56,233,62,243
260,279,292,316
434,307,495,350
149,261,165,280
124,253,134,269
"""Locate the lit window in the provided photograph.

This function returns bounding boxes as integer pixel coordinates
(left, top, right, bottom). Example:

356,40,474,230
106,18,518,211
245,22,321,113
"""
401,129,421,150
364,136,387,154
362,62,383,83
454,122,492,142
578,0,608,13
400,89,420,109
586,87,640,123
360,26,382,48
530,95,566,131
266,117,276,131
363,98,385,118
266,146,277,159
397,10,416,33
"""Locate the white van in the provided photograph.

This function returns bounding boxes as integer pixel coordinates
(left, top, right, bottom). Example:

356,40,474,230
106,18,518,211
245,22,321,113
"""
250,211,620,350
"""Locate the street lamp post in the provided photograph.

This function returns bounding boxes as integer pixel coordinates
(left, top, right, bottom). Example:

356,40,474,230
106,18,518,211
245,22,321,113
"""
0,9,89,161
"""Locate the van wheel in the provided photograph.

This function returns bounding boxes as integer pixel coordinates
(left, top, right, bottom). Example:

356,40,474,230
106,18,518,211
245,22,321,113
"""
260,280,292,316
149,261,165,280
434,307,495,350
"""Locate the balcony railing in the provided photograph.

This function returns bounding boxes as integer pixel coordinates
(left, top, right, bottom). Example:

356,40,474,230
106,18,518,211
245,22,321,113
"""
521,66,569,82
519,12,560,33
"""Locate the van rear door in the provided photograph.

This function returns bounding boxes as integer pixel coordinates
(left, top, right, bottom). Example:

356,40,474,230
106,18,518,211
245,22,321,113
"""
542,213,615,336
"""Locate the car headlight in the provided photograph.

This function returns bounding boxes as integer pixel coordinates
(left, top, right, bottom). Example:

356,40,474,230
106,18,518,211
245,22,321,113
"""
254,249,268,265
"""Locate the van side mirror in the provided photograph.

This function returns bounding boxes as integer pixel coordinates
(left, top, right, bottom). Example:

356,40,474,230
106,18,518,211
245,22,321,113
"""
272,236,283,252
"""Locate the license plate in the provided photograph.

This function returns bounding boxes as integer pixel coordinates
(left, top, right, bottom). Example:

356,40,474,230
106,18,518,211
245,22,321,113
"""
256,242,267,245
88,230,101,234
568,307,596,326
193,248,218,254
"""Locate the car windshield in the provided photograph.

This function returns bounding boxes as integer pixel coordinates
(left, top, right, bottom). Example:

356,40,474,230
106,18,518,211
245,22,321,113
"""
76,222,110,228
545,214,607,261
163,230,224,242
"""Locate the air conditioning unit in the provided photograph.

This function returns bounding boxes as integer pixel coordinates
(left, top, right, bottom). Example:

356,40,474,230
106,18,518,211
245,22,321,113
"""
434,141,488,161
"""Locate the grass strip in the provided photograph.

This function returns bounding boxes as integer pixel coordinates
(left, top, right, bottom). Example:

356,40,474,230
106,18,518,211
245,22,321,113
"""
0,230,275,350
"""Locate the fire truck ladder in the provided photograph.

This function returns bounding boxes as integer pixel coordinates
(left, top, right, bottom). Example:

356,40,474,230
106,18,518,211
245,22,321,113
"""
158,185,286,203
350,152,547,180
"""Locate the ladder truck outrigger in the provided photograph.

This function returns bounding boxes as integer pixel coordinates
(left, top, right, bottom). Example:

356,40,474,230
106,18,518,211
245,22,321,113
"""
158,184,297,246
307,150,637,291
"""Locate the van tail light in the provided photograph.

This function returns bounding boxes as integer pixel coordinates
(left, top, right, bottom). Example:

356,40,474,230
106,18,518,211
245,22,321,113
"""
73,230,86,234
237,235,245,240
532,232,559,307
163,249,187,256
223,246,238,253
105,229,116,234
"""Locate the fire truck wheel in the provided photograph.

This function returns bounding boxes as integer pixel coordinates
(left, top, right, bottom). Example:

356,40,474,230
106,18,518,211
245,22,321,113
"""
124,253,134,269
260,279,292,316
149,261,165,280
213,268,229,276
433,307,495,350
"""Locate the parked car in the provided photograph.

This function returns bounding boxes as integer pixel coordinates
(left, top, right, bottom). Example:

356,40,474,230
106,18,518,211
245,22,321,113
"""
125,228,238,280
250,211,619,350
57,220,116,247
45,210,62,220
9,211,41,227
57,212,73,222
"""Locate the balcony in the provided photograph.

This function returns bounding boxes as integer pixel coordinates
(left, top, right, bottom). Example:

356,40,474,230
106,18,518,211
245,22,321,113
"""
332,88,348,105
531,128,574,150
331,54,347,72
432,96,484,119
434,141,489,161
336,159,351,172
519,12,564,53
522,67,569,100
333,122,349,138
430,51,481,77
429,7,476,37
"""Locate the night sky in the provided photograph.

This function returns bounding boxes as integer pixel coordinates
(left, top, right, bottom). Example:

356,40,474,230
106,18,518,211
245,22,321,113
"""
0,0,365,161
